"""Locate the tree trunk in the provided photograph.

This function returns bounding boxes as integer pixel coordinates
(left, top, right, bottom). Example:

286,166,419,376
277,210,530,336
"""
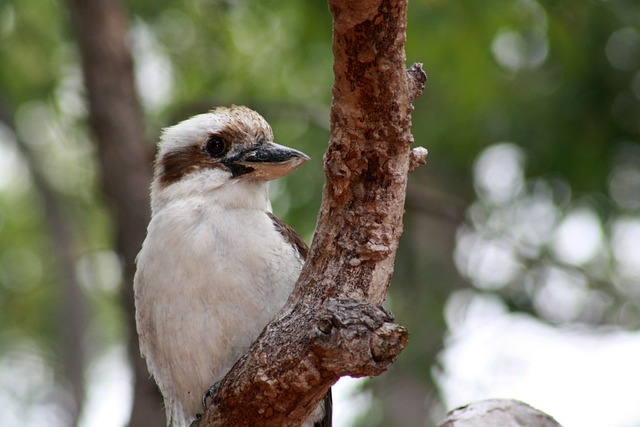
0,102,87,427
198,0,426,425
66,1,164,426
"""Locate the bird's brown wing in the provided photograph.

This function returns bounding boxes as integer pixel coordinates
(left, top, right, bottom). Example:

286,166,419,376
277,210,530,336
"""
266,211,309,260
314,389,333,427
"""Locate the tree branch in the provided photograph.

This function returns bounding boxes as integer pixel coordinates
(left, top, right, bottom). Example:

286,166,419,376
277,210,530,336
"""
199,0,426,425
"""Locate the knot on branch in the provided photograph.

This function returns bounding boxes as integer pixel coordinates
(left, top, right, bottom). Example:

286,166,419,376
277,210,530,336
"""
311,298,408,377
407,63,427,101
409,146,428,172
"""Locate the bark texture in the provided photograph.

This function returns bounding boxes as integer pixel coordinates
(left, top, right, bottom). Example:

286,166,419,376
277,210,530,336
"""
66,1,164,426
199,0,426,425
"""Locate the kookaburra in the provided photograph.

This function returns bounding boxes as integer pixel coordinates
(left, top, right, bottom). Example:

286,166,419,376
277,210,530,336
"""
133,106,331,426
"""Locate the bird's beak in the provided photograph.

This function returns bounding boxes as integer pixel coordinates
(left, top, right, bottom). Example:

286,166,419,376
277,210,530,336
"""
236,142,310,180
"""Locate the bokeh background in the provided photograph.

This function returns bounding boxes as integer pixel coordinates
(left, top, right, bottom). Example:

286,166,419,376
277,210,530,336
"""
1,0,640,426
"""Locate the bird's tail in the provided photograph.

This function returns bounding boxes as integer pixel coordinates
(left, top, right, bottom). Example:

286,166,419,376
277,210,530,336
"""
307,389,332,427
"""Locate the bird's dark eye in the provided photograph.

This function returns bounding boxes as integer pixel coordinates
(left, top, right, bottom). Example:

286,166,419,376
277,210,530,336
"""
204,136,228,158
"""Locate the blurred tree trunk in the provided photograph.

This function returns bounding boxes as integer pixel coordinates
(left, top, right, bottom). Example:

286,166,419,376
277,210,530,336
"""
66,1,164,426
382,179,468,426
0,102,87,427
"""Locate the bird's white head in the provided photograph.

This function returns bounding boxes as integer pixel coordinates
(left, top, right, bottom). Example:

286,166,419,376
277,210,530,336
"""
150,106,309,214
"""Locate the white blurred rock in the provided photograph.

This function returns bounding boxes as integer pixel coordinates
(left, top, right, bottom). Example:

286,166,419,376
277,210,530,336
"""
438,399,562,427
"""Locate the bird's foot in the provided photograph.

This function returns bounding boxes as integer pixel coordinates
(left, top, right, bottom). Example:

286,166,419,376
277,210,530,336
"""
201,382,220,411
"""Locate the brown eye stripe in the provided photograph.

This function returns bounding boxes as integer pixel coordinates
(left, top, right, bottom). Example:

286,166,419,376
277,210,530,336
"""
157,145,222,187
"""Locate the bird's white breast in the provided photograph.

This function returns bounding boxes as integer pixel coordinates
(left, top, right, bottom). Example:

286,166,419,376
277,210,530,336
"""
134,181,303,425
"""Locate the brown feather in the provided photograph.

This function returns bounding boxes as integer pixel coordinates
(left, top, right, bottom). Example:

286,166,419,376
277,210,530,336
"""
266,212,309,261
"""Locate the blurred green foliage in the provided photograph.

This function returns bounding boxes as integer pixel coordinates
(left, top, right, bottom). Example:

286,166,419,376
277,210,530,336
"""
0,0,639,426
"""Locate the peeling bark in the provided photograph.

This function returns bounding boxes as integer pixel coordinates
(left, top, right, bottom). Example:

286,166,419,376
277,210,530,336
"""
198,0,426,425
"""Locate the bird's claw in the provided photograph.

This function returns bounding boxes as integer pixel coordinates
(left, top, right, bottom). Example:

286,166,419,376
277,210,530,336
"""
193,383,219,424
201,382,220,411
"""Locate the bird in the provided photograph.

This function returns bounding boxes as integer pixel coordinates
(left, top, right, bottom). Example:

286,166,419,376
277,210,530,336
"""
133,105,331,427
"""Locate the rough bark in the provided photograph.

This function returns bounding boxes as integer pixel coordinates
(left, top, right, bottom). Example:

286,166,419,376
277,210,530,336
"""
65,1,164,426
198,0,426,426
